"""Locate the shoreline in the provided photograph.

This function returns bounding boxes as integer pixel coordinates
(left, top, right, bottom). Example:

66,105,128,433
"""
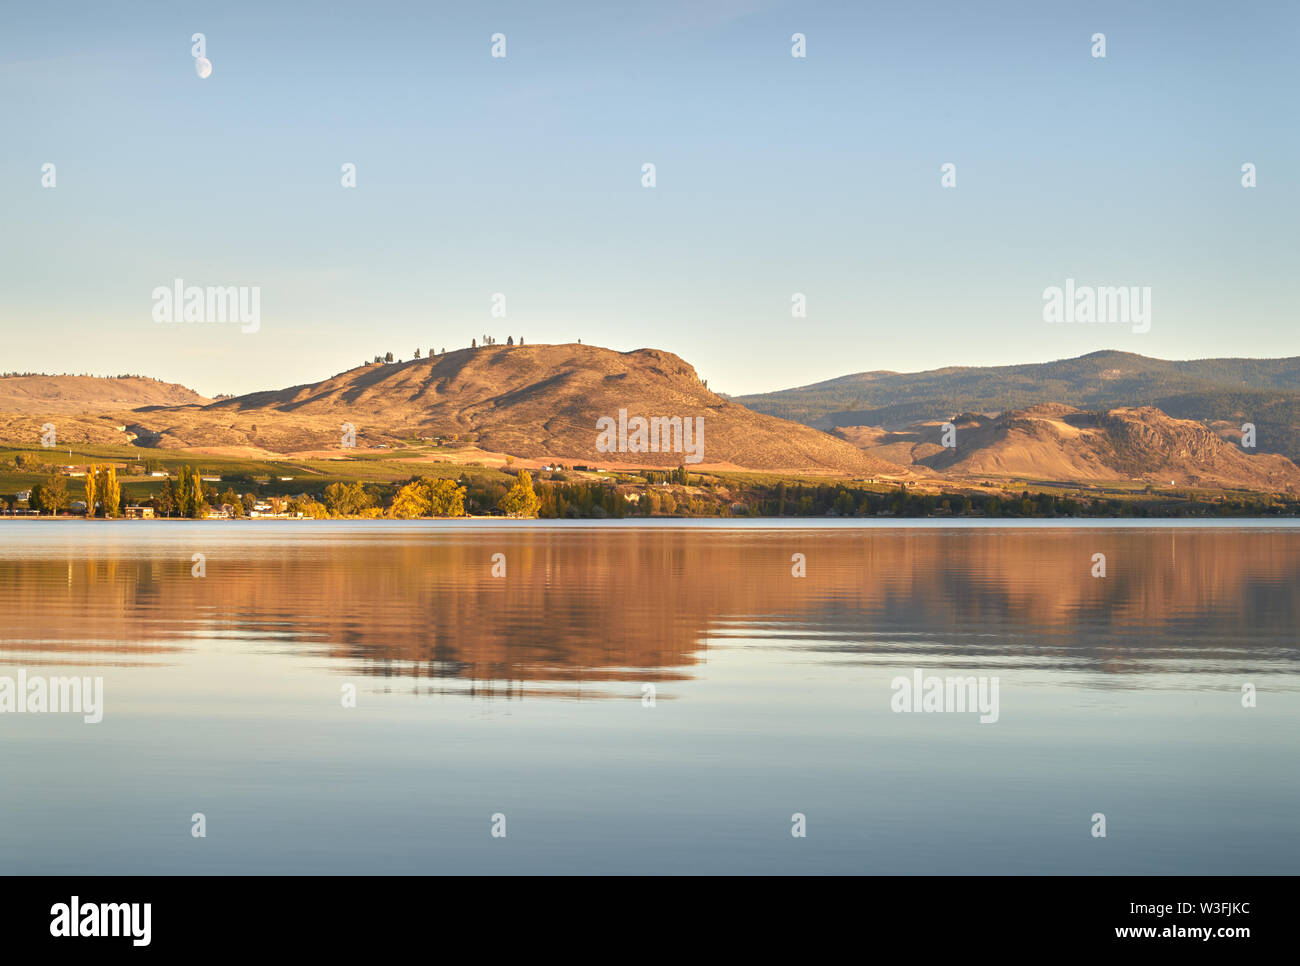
3,516,1300,528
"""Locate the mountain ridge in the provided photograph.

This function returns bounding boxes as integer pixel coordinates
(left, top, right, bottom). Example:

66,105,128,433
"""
4,347,1300,491
737,350,1300,460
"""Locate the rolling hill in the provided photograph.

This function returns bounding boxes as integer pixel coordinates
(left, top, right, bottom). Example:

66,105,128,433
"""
737,350,1300,461
106,344,907,475
0,374,210,413
6,346,1300,491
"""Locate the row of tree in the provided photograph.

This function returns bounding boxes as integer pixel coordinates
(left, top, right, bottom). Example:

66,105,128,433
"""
160,467,208,518
386,470,540,518
366,337,528,366
28,464,128,518
16,464,545,520
0,372,165,379
82,465,121,518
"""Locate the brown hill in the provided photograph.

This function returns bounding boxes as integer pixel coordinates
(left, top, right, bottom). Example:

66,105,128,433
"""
0,374,209,413
121,344,907,475
836,403,1300,492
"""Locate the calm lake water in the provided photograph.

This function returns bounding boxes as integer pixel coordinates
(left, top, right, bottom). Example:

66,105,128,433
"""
2,520,1297,874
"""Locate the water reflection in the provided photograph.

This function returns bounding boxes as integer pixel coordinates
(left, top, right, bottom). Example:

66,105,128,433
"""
2,523,1297,693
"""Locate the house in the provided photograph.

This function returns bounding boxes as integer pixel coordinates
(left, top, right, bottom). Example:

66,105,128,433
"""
278,476,294,482
124,505,155,519
149,471,168,477
70,500,88,513
200,476,222,483
15,489,31,502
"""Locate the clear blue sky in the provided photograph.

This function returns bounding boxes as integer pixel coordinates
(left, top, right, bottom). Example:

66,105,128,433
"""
2,0,1295,398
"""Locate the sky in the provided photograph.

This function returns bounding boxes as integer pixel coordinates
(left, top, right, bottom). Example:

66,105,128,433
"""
1,0,1296,398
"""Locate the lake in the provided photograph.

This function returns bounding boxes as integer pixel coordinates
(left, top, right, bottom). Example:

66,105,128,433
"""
1,520,1297,874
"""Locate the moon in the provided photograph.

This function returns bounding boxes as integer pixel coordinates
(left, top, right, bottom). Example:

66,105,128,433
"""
195,56,212,79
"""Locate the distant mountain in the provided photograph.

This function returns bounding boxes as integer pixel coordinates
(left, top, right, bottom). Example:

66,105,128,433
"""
834,403,1300,493
0,374,210,413
738,351,1300,460
121,344,906,475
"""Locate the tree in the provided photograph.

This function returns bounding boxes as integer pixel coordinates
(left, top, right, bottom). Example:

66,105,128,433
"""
219,488,244,516
159,477,177,517
506,336,514,346
519,337,524,345
174,468,190,516
96,465,121,518
30,474,69,515
498,470,541,518
440,347,445,355
472,339,477,348
174,466,205,518
384,351,394,363
324,481,373,517
288,494,329,518
387,477,467,518
414,348,421,359
84,465,99,518
191,470,206,518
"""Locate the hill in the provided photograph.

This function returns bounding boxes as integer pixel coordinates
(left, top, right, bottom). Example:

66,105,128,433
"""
738,350,1300,461
0,374,210,413
835,403,1300,493
119,344,906,475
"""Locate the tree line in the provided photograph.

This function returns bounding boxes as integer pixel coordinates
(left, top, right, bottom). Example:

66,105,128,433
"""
366,337,527,366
